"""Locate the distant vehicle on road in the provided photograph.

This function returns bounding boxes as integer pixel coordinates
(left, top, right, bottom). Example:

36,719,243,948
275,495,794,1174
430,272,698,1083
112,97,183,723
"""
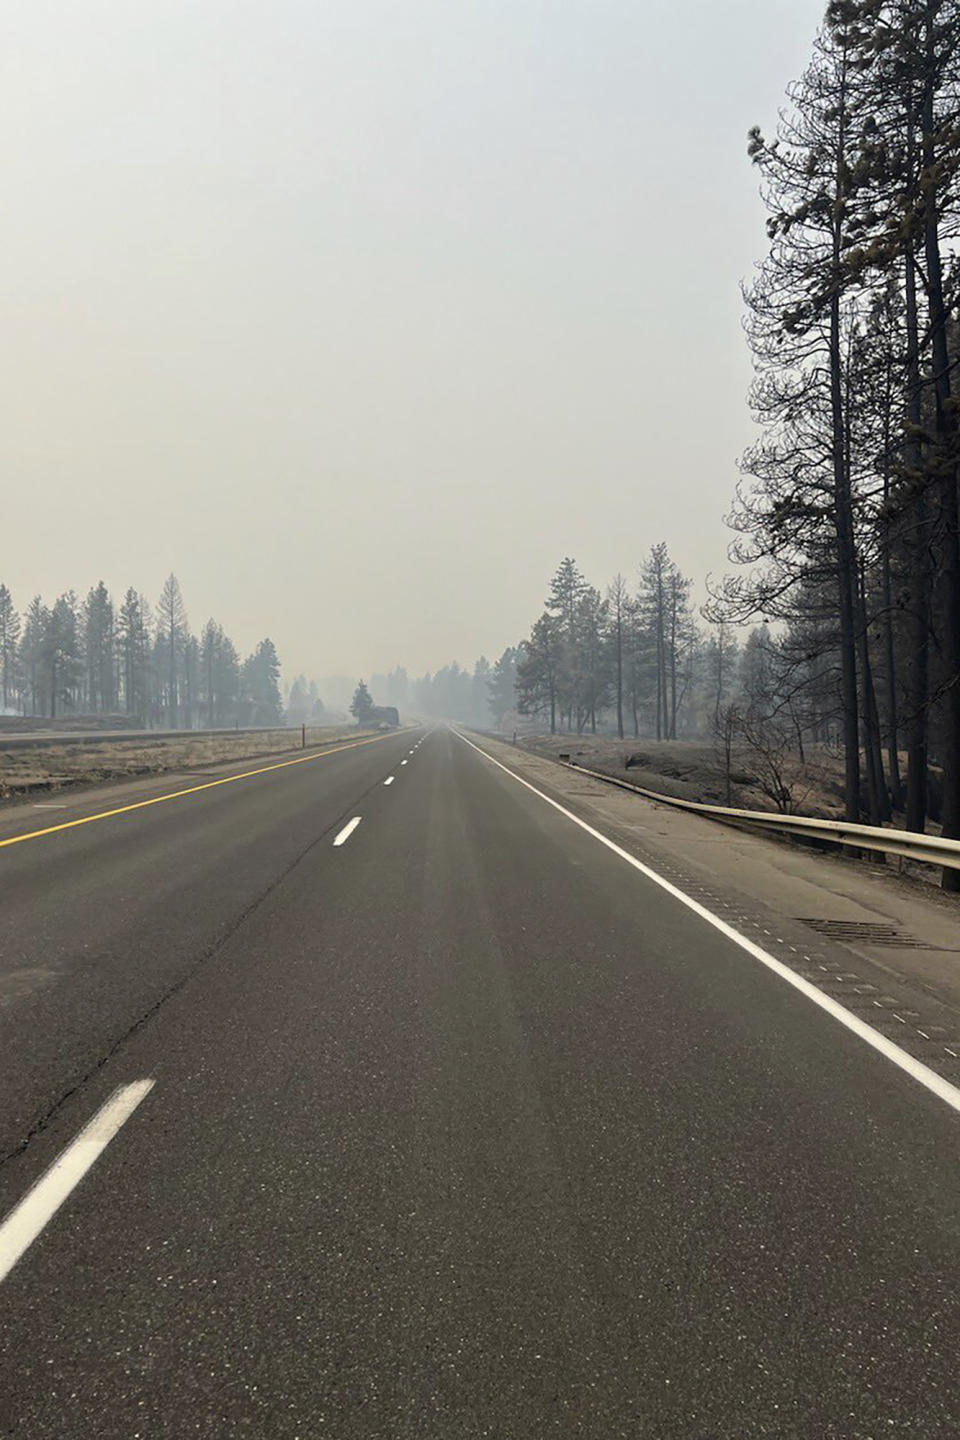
369,706,400,729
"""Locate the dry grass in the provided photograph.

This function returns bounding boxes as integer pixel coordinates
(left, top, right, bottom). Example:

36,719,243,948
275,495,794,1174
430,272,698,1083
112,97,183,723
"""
0,726,375,803
514,733,848,817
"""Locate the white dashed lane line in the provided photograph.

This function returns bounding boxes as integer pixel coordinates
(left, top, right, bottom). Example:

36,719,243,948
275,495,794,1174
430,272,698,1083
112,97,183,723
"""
333,817,362,847
0,735,417,1283
0,1080,155,1284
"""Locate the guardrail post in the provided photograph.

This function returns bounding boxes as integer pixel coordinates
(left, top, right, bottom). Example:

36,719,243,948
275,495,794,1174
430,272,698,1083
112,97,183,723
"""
301,723,306,750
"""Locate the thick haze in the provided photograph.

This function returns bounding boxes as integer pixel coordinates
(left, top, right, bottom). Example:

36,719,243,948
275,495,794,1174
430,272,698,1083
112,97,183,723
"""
4,1,824,680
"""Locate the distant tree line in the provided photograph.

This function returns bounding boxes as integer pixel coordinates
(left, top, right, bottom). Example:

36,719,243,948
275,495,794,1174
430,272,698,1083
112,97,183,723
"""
0,574,283,727
705,0,960,881
285,676,327,727
367,551,773,743
513,554,767,743
363,661,513,727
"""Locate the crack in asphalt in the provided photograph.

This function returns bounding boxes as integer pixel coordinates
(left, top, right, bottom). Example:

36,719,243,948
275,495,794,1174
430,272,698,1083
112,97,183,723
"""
0,760,403,1175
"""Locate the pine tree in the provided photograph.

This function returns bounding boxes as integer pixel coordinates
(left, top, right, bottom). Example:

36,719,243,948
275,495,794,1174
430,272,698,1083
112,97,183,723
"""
639,544,672,740
574,587,610,734
545,557,588,728
0,585,21,711
243,639,283,724
607,576,629,740
705,622,741,729
83,581,116,714
350,680,375,725
286,674,311,727
157,574,188,728
118,589,150,720
20,597,49,715
487,647,520,726
471,656,492,726
183,633,199,729
516,615,561,732
43,595,82,719
717,14,869,818
387,668,410,709
850,0,960,870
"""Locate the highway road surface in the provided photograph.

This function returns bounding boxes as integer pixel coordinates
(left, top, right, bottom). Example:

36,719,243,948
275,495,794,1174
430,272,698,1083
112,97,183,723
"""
0,725,957,1437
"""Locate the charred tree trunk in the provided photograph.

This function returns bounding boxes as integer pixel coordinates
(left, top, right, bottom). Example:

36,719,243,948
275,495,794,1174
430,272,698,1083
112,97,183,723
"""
880,353,904,808
857,565,890,823
829,53,861,822
903,219,930,832
831,304,862,820
616,616,624,740
920,22,960,887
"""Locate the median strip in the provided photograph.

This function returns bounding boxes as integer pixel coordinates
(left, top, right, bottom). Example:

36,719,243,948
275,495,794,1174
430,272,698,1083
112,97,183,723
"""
0,732,400,852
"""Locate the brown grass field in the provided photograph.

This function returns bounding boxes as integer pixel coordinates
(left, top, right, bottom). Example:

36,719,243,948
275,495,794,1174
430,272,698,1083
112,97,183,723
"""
0,726,376,804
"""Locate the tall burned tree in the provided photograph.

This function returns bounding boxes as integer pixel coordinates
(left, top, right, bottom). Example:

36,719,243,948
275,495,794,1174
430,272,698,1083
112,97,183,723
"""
667,564,693,739
638,543,691,740
717,13,868,820
243,639,283,725
487,647,520,726
84,581,116,714
19,598,48,716
118,589,150,720
157,573,188,728
201,619,222,728
42,595,82,719
0,585,21,711
711,0,960,877
607,575,629,740
516,614,561,732
544,557,588,730
844,12,937,829
639,543,670,741
839,0,960,871
574,587,610,734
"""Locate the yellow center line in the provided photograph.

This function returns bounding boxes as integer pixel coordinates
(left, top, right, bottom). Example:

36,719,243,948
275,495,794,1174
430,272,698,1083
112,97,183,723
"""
0,731,404,851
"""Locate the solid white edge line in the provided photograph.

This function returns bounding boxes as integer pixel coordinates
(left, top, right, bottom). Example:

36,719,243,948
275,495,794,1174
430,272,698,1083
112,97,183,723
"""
384,777,395,786
0,1079,155,1284
453,729,960,1117
333,816,362,846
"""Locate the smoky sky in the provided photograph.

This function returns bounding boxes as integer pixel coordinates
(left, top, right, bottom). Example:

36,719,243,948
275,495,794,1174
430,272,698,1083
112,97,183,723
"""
5,0,825,681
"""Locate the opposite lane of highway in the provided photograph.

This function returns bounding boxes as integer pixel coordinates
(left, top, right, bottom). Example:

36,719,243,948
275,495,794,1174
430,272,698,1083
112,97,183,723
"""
0,726,423,1156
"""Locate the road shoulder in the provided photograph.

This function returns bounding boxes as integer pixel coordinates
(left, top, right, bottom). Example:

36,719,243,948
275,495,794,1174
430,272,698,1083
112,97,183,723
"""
464,730,960,1086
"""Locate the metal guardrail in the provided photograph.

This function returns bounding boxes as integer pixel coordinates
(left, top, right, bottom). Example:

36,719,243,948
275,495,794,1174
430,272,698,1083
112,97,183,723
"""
562,760,960,874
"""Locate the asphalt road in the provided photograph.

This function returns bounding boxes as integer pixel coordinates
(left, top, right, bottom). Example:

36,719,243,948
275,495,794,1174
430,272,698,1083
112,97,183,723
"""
0,726,957,1438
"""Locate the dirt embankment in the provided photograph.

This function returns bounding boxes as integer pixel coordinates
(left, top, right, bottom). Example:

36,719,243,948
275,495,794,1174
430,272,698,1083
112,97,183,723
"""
0,726,377,804
509,733,848,818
